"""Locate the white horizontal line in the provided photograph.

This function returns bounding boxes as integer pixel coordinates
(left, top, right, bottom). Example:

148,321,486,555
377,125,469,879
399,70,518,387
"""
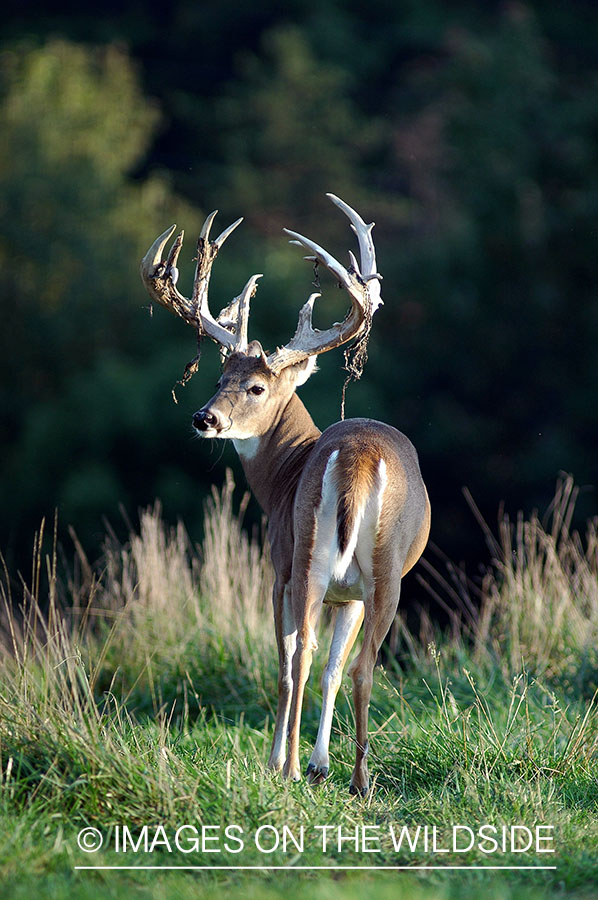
74,865,558,871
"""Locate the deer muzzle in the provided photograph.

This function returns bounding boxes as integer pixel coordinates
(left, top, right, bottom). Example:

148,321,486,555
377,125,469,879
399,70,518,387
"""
192,408,221,434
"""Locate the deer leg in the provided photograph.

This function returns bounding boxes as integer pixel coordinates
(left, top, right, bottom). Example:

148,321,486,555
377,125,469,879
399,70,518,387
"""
283,574,327,782
306,600,364,784
268,583,296,772
347,569,402,796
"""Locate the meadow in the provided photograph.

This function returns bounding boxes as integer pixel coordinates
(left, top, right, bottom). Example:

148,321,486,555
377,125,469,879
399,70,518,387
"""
0,474,597,900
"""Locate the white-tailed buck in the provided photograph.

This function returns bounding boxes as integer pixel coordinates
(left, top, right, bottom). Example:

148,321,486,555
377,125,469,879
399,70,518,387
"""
140,195,430,794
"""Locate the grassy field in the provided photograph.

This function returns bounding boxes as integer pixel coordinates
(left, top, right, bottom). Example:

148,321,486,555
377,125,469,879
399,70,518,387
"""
1,474,597,899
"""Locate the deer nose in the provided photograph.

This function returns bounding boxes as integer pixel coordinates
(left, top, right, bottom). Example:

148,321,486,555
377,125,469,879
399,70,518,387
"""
193,409,219,432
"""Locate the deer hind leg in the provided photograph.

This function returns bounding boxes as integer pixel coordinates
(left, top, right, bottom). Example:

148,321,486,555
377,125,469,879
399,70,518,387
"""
268,583,296,772
306,600,364,784
347,566,402,796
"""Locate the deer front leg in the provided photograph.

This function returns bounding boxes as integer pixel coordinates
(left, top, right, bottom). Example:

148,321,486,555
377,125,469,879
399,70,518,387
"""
283,574,325,782
268,583,296,772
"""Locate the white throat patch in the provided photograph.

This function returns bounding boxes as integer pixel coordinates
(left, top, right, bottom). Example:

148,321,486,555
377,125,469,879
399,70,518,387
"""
233,436,261,460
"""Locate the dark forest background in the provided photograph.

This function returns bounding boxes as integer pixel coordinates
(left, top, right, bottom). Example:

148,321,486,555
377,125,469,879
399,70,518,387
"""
1,0,596,601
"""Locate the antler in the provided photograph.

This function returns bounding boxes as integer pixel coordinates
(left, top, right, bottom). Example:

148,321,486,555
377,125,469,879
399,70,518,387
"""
140,195,381,377
140,212,262,356
265,193,383,374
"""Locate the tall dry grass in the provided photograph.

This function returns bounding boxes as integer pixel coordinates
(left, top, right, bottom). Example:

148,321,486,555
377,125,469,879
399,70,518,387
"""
0,472,275,750
414,475,598,694
474,477,598,680
96,470,274,677
1,472,596,744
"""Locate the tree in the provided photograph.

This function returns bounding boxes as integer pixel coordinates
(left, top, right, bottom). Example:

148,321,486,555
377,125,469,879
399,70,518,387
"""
0,39,202,562
378,6,598,541
194,25,387,232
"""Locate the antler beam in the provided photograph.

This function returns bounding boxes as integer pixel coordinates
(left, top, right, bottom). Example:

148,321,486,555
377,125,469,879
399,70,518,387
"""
266,193,383,374
140,212,262,356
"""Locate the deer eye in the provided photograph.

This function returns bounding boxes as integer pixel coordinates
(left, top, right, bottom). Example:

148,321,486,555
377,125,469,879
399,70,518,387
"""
248,384,265,396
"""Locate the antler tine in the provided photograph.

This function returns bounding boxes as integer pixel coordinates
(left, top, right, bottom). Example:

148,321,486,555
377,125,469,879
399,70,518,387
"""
326,192,382,312
214,216,244,249
217,273,263,352
142,224,178,271
190,213,245,352
200,209,218,241
282,228,352,293
348,250,361,276
165,229,184,274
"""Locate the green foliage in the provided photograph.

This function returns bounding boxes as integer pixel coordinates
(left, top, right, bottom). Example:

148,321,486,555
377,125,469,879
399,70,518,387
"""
0,39,160,354
0,39,154,176
203,25,385,227
0,39,203,559
367,7,598,549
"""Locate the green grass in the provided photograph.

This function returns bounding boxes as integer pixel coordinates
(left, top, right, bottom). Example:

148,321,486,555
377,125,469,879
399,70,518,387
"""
0,475,597,899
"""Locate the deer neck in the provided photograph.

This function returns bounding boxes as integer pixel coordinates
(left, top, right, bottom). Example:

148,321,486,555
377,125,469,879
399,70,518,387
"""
233,392,321,516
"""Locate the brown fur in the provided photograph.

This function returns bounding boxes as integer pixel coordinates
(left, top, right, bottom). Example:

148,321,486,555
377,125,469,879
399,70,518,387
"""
195,358,431,793
335,443,382,556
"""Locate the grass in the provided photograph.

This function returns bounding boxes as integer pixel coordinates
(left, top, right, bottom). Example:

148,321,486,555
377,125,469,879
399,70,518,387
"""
0,474,597,899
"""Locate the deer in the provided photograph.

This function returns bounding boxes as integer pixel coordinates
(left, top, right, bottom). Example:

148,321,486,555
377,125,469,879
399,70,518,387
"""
140,194,431,795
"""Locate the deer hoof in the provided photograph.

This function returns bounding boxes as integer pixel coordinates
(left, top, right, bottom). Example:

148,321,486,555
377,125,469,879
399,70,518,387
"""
306,762,329,784
283,762,301,782
349,782,369,798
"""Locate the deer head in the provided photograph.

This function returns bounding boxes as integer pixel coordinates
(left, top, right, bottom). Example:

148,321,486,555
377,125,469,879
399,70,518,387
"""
140,194,383,437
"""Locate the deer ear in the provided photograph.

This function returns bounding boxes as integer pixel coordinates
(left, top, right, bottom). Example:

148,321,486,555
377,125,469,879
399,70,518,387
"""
246,340,266,359
290,354,318,387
